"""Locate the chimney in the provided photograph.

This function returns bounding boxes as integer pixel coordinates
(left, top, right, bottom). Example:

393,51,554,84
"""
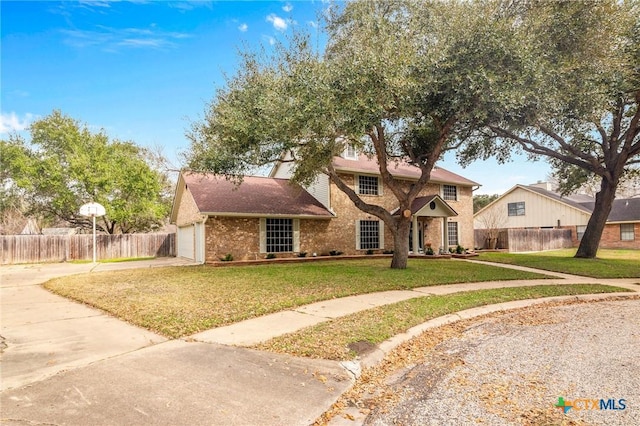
529,181,553,191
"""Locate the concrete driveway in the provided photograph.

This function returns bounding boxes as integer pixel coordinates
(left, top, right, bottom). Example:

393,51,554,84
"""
0,259,353,425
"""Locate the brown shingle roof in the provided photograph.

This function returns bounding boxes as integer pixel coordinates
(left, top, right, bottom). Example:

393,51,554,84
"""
579,198,640,223
332,154,480,186
183,172,334,218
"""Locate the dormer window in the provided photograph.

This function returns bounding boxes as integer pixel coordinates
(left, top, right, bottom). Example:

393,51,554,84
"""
343,144,358,160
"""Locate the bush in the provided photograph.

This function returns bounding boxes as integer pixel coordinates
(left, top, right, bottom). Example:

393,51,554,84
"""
329,250,343,256
266,253,276,259
297,252,307,258
366,249,374,255
456,245,465,254
220,253,234,262
425,246,434,255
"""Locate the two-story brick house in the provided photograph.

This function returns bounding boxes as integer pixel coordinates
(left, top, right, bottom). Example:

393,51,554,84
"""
170,152,479,263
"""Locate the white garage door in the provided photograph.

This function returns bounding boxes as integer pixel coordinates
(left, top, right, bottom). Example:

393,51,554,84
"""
177,225,195,260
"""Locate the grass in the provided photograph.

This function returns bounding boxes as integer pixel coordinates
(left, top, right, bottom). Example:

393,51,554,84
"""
44,258,548,338
478,249,640,278
254,284,634,360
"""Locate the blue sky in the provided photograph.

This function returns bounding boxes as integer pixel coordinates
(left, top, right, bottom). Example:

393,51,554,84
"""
1,0,551,195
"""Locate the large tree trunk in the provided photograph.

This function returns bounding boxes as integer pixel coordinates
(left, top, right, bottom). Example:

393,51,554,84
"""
390,215,412,269
575,177,617,258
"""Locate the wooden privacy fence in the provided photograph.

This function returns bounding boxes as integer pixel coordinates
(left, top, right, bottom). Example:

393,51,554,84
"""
0,233,175,265
475,228,573,252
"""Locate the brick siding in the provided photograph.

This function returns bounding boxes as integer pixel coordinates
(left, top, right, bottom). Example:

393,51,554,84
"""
200,173,476,262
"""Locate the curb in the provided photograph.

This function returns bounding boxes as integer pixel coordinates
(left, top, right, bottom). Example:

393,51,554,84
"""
326,293,640,426
352,292,639,373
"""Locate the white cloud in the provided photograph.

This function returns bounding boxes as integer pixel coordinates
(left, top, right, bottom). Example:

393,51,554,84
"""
307,20,318,28
282,3,293,12
238,23,248,32
61,26,190,51
266,14,287,31
0,112,35,135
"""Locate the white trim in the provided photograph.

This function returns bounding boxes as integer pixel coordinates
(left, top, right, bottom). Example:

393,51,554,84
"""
293,218,300,252
356,219,383,250
259,218,266,253
203,212,333,219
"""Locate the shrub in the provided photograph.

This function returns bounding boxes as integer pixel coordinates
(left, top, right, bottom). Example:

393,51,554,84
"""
297,252,307,258
366,249,374,255
456,245,465,254
220,253,234,262
266,253,276,259
329,250,343,256
425,246,434,255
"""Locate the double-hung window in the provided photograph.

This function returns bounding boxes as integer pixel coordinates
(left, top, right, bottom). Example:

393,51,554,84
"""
356,220,384,250
620,223,635,241
357,175,380,196
260,218,300,253
508,202,525,216
443,185,457,201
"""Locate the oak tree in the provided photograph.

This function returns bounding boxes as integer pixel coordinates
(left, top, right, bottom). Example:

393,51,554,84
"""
1,110,171,234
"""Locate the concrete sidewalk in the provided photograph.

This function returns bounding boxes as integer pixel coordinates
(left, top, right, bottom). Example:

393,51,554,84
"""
0,258,196,391
1,258,638,425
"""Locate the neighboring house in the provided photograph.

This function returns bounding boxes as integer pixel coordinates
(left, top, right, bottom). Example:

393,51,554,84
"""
474,182,640,250
170,152,478,263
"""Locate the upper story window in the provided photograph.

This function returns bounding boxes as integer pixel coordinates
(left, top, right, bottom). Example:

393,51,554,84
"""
343,144,358,160
508,201,525,216
443,185,457,201
357,175,380,196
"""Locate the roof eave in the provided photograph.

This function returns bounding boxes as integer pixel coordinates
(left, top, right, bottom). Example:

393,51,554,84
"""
202,212,334,219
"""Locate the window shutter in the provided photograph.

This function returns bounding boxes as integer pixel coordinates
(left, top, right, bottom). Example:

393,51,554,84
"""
354,175,360,194
293,219,300,252
379,220,384,248
378,177,383,196
259,218,266,253
355,220,361,250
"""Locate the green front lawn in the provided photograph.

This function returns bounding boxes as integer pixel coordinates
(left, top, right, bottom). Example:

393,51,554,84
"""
44,258,548,338
478,249,640,278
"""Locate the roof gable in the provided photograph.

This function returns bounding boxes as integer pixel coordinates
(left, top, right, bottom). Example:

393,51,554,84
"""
474,184,640,223
475,184,593,217
392,195,458,217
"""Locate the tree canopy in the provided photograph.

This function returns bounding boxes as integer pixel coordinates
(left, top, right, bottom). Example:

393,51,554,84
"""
1,110,171,234
186,0,638,264
459,0,640,258
186,0,529,268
